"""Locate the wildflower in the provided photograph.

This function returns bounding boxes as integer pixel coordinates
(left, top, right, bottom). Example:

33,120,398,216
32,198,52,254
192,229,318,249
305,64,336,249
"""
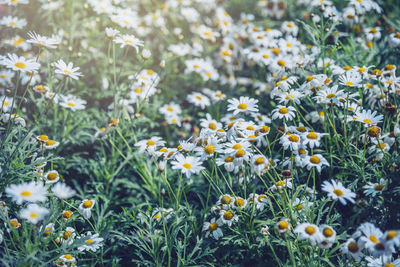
0,16,27,29
8,218,21,229
302,131,327,149
20,204,49,224
305,154,329,173
59,94,86,111
78,199,95,219
271,179,293,190
363,179,387,197
203,218,223,240
342,238,365,261
381,230,400,247
42,223,55,237
280,133,301,151
366,256,400,267
27,31,60,49
105,27,119,39
271,105,296,121
44,139,60,150
277,218,291,233
58,254,77,265
187,92,210,109
354,109,383,127
171,154,205,178
78,232,104,252
321,180,356,205
113,34,144,52
219,210,238,226
1,53,40,73
5,181,47,204
60,227,77,244
232,197,247,209
52,183,76,199
261,225,270,236
54,59,82,80
318,225,336,248
194,137,223,159
43,170,60,184
294,223,321,245
357,223,383,254
227,96,259,115
33,85,49,93
135,137,165,155
339,70,362,87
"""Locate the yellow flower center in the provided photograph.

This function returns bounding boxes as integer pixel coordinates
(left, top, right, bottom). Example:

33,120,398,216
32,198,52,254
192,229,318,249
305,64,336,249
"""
14,62,26,69
225,156,234,163
323,227,334,237
208,123,216,130
369,235,378,243
235,198,245,207
30,213,38,218
255,157,265,165
64,254,73,260
333,189,343,197
183,163,192,169
278,221,289,230
63,211,73,219
305,226,316,235
83,200,93,208
235,149,246,158
288,135,299,142
345,81,354,86
237,103,247,110
223,211,234,220
276,180,285,187
85,239,94,244
374,184,384,191
221,196,231,204
386,231,397,240
279,107,289,114
348,242,358,253
310,156,321,164
146,140,155,146
209,222,218,231
67,102,75,107
277,60,286,67
307,132,318,139
20,191,32,197
204,145,215,154
46,140,56,146
47,172,58,180
326,93,336,99
363,118,372,124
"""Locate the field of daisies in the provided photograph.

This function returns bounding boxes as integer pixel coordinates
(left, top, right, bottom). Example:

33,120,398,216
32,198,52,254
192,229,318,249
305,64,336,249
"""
1,0,400,266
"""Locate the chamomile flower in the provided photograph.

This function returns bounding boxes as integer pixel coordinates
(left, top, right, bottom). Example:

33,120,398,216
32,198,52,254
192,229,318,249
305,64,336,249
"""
59,227,76,245
294,223,321,245
0,16,27,29
78,199,95,219
19,204,49,224
113,34,144,52
354,109,383,127
318,225,336,248
219,210,239,226
302,131,327,149
171,154,205,178
227,96,259,115
271,105,296,121
322,180,356,205
305,154,329,173
54,59,82,80
203,218,223,240
135,137,165,155
5,181,47,204
77,232,104,252
280,133,302,151
271,179,293,190
59,94,86,111
187,92,210,109
251,154,270,175
58,254,77,265
51,183,76,200
363,178,387,197
339,70,362,87
381,230,400,247
105,27,120,39
277,218,291,233
194,137,223,159
342,238,365,261
27,31,60,49
43,170,60,184
1,53,40,73
159,102,182,117
357,223,383,253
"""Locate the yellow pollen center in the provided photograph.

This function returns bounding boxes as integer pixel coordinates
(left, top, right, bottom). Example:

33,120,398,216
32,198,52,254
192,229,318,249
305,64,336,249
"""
83,200,93,209
183,163,192,169
279,107,289,114
14,62,26,69
209,222,218,231
310,156,321,164
333,189,343,197
21,191,32,197
204,145,215,154
47,172,58,180
288,135,299,142
323,228,334,237
305,226,316,235
369,235,378,243
278,221,288,230
235,149,246,158
307,132,318,139
255,157,265,165
238,103,247,110
223,211,234,220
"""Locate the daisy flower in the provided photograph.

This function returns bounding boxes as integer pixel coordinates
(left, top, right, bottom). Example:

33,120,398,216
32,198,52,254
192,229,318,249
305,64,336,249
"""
219,210,239,226
19,204,49,224
44,139,60,150
294,223,321,245
203,218,223,240
251,154,270,175
277,218,291,233
357,223,383,253
280,133,302,151
227,96,259,115
363,178,387,197
113,34,144,52
271,105,296,121
1,53,40,73
271,179,293,191
27,31,60,49
354,109,383,127
78,199,95,219
339,70,362,87
51,182,75,200
5,181,47,204
59,94,86,111
342,238,365,261
302,131,328,149
54,59,82,80
105,27,120,39
0,16,27,29
318,225,336,248
159,102,182,117
171,154,205,178
77,232,104,252
187,92,210,109
194,137,223,159
43,170,60,184
381,230,400,247
135,136,165,155
59,227,76,245
58,254,77,265
321,180,356,205
366,256,400,267
305,154,329,173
